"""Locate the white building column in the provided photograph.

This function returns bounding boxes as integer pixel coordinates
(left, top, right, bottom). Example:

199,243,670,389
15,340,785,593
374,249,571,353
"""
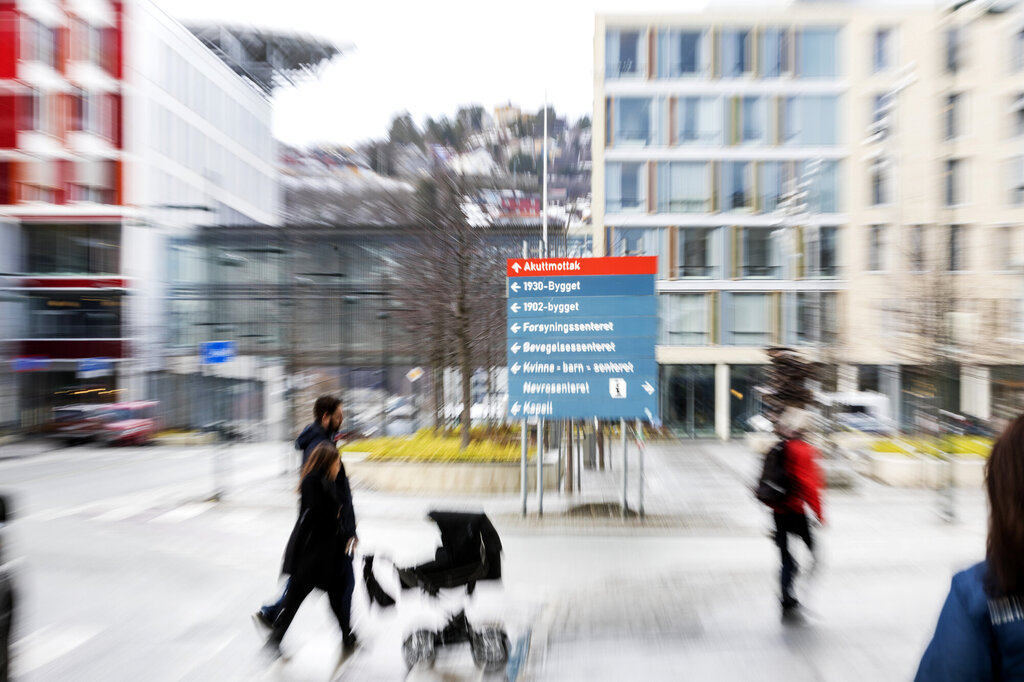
837,364,858,394
960,365,991,421
715,363,730,441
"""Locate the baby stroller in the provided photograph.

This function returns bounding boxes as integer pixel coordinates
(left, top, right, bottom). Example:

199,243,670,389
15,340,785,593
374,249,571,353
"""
364,511,510,672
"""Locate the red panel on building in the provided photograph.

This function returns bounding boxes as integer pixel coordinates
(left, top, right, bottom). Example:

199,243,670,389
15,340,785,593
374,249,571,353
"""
111,2,124,80
18,339,125,359
110,93,122,148
21,277,127,289
0,93,14,149
0,5,18,80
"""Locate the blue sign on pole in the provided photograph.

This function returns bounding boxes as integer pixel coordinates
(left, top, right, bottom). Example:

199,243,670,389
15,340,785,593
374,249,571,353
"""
78,357,113,378
12,357,50,372
200,341,236,365
506,257,659,421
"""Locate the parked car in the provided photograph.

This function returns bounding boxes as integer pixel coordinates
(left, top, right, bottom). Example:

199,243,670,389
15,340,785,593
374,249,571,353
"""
100,401,161,446
1,494,14,682
49,404,115,445
836,411,896,435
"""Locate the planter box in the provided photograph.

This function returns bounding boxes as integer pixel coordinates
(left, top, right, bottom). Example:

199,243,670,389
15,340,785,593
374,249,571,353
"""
868,452,985,489
345,457,558,495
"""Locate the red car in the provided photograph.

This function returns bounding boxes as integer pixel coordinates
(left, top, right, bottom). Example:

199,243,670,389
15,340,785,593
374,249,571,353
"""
100,401,162,446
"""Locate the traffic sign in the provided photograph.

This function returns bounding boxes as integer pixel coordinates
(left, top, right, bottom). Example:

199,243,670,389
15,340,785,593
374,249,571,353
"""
508,296,658,318
506,256,659,421
78,357,113,379
200,341,236,365
508,274,655,298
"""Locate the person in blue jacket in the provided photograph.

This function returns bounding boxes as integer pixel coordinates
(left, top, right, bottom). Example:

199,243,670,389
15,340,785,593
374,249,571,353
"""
915,413,1024,680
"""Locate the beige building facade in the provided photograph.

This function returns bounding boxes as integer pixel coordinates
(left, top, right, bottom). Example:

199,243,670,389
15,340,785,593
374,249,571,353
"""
594,1,1024,439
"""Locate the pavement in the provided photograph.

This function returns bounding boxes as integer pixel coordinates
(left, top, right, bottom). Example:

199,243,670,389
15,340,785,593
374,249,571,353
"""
3,435,989,681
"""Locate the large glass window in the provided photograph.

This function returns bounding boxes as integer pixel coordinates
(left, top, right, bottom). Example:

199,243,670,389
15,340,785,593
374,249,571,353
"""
1012,95,1024,137
720,161,753,211
610,228,665,260
740,96,766,144
660,294,708,345
871,158,889,206
760,27,791,78
944,93,961,141
720,29,753,77
1011,156,1024,205
676,97,722,145
741,228,779,278
946,27,961,73
797,28,839,78
909,225,926,272
605,162,645,212
944,158,963,206
728,294,771,345
793,292,838,345
805,226,838,277
658,29,707,77
873,28,892,73
948,224,966,271
1014,29,1024,73
758,162,787,213
27,294,123,339
802,160,840,213
657,162,710,213
677,227,719,278
606,29,645,79
613,98,655,146
868,224,885,272
25,224,121,274
783,96,839,146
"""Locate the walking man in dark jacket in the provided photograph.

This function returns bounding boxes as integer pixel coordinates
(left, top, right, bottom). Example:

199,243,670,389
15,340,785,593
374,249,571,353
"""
255,395,356,631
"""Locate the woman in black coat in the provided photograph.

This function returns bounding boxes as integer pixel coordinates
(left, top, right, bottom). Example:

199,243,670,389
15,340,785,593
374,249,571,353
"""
267,441,358,656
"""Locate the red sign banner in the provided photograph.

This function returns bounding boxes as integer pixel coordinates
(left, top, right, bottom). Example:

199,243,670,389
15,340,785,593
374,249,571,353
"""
506,257,657,278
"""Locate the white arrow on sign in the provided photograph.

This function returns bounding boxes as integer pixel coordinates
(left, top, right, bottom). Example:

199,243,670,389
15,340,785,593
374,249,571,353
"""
511,323,520,333
509,302,520,313
510,282,520,292
645,408,654,422
511,401,521,416
512,262,522,273
511,343,521,354
510,362,521,374
642,381,655,395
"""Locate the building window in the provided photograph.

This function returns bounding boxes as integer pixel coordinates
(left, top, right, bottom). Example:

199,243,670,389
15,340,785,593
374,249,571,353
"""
806,226,838,278
657,162,710,213
720,29,753,77
909,225,926,272
740,96,766,143
729,293,771,345
871,159,889,206
606,29,645,78
677,227,718,278
721,161,753,211
783,96,839,146
946,27,961,73
797,28,839,78
874,28,892,72
944,93,961,141
660,293,708,345
1014,29,1024,72
1010,157,1024,205
944,158,962,206
605,162,646,212
612,97,655,146
996,226,1014,270
795,292,838,345
1013,95,1024,137
868,225,885,272
742,228,778,278
948,224,966,271
759,162,785,213
611,228,664,259
760,27,791,78
802,160,840,213
676,96,722,145
658,29,707,77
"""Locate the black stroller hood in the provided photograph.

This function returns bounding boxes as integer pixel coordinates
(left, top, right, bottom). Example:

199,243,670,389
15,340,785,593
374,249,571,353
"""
397,511,503,595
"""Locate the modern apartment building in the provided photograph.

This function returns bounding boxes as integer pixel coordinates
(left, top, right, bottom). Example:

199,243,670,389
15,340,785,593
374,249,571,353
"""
594,0,1024,439
0,0,279,429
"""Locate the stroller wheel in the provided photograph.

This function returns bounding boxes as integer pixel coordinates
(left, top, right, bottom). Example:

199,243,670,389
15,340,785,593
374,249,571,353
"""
402,629,436,669
470,626,510,673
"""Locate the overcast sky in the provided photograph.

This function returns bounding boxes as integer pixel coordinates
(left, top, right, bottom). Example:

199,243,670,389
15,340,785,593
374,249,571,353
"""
164,0,722,147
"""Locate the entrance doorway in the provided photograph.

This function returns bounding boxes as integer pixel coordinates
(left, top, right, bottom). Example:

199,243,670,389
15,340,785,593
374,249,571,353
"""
662,365,715,438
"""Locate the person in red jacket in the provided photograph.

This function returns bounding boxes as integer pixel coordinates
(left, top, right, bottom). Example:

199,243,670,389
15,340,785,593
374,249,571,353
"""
771,407,825,619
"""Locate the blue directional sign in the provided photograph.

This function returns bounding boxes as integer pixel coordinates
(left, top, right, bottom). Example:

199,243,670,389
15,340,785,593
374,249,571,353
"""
12,357,50,372
78,357,113,378
506,257,659,420
508,316,659,340
508,274,655,298
508,296,658,318
200,341,237,365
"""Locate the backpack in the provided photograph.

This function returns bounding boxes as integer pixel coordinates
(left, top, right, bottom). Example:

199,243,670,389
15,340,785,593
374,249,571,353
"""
755,440,791,507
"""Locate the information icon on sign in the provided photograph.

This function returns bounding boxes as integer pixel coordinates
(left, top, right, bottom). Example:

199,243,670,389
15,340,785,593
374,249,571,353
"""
609,378,627,399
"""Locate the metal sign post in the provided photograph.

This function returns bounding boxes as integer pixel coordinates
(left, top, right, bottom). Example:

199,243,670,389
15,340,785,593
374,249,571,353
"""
521,418,528,517
636,418,645,519
621,418,628,519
